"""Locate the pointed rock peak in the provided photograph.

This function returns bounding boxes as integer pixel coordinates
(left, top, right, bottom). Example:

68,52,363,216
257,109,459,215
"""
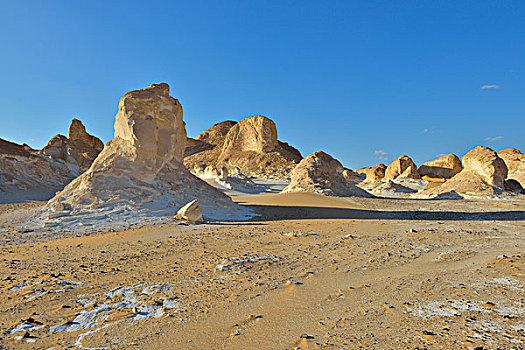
68,118,87,141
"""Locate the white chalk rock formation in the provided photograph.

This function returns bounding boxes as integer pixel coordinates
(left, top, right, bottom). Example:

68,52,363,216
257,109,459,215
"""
414,146,510,199
357,163,387,182
29,83,250,232
282,151,373,197
184,116,302,180
175,200,203,222
385,155,420,181
418,153,463,179
221,116,279,154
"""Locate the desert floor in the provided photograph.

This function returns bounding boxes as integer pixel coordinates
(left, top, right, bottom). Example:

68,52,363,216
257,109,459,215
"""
0,193,524,349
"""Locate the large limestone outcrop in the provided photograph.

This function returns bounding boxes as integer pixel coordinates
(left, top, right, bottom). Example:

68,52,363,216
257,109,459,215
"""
184,115,302,180
282,151,373,197
462,146,507,188
0,120,102,203
418,154,463,179
414,146,510,199
29,83,249,232
385,155,420,181
498,148,525,188
221,116,279,154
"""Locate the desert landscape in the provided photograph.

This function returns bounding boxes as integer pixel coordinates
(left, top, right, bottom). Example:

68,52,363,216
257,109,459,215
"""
0,82,524,349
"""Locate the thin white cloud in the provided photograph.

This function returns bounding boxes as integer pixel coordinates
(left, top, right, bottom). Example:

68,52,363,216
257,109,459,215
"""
484,136,503,142
376,156,388,161
481,85,500,89
375,150,387,155
423,128,429,132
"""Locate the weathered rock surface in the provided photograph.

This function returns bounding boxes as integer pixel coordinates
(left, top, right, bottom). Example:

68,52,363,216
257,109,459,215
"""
498,148,525,188
175,199,203,222
504,179,524,194
342,168,363,182
359,180,416,198
196,120,237,146
68,119,104,168
413,146,511,199
385,155,420,181
462,146,507,188
282,151,373,197
184,138,214,157
418,154,463,179
41,119,103,171
0,120,102,203
358,163,387,182
0,138,33,156
221,116,279,154
184,115,301,180
26,83,250,232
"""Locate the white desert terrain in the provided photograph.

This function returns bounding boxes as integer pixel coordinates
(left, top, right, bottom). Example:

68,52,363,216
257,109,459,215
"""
1,83,524,349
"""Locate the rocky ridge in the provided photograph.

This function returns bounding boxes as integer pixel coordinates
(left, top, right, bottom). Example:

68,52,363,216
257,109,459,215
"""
0,120,102,203
184,116,302,180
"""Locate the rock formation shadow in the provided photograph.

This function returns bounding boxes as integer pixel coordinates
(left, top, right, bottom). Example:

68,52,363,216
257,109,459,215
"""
239,204,525,221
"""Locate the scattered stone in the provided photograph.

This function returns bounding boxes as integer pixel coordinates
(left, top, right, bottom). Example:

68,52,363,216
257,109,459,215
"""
175,200,203,222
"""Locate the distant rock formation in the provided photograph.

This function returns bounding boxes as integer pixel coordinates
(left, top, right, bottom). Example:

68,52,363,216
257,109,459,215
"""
184,115,302,180
360,180,416,197
41,119,104,171
357,163,387,182
196,120,237,146
31,83,249,231
0,119,102,203
418,154,463,179
385,155,420,181
342,168,363,182
414,146,510,199
498,148,525,188
282,151,373,197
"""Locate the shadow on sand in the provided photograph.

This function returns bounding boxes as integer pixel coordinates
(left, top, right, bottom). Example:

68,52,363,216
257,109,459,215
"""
238,204,525,221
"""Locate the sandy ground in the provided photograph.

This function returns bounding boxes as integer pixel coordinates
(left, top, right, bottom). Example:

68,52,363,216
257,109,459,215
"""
0,193,524,349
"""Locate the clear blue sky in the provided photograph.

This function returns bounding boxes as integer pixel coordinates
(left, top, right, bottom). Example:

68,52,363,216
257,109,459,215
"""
0,1,523,168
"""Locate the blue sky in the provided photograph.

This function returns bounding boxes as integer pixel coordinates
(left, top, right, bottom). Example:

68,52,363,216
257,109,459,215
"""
0,1,523,168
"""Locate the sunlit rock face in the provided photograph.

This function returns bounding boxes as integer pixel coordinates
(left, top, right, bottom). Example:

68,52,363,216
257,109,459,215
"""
498,148,525,188
462,146,507,189
413,146,510,199
221,115,279,154
418,154,463,180
184,115,302,180
385,155,420,181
